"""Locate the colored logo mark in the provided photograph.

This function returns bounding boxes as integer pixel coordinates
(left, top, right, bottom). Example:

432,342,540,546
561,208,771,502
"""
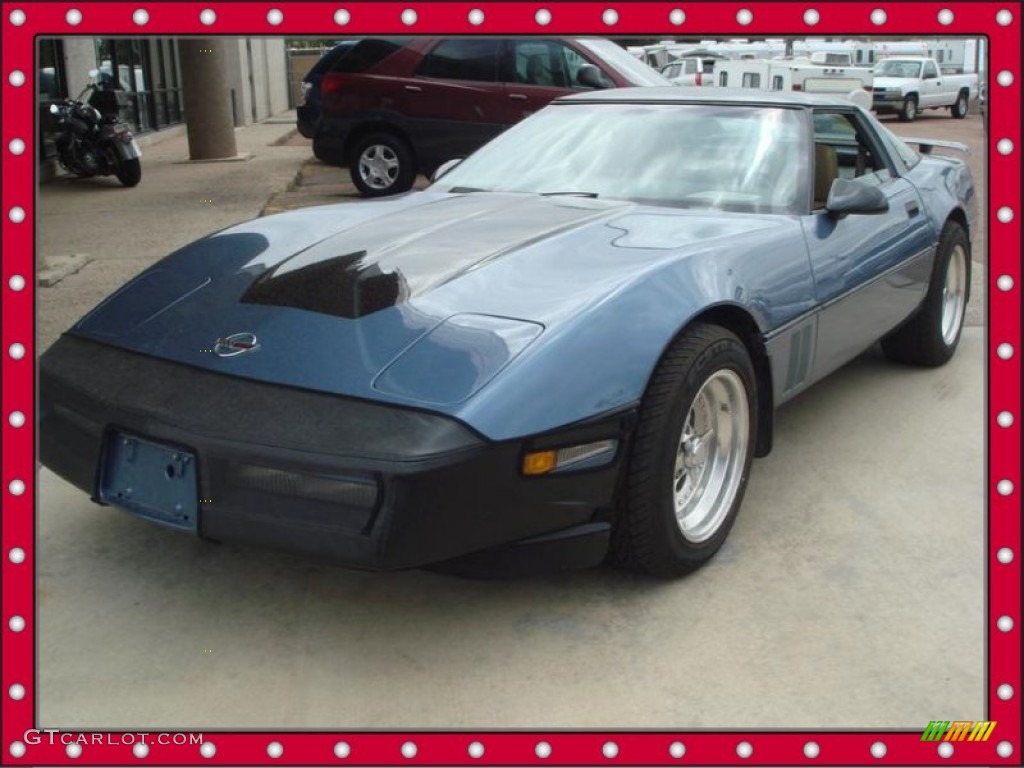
921,721,996,742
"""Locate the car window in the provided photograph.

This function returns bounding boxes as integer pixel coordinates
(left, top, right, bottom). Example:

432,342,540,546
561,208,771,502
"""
328,38,407,73
434,103,808,215
418,39,501,82
812,110,892,200
923,61,939,79
510,41,579,88
873,121,920,173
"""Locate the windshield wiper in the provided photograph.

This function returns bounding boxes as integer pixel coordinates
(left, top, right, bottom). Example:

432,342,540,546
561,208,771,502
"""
540,191,599,198
447,186,489,193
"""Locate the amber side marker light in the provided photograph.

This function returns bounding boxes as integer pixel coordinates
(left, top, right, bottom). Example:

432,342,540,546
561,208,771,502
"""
522,440,618,476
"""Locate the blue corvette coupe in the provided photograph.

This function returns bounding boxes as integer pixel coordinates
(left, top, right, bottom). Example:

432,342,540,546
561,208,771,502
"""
40,89,976,577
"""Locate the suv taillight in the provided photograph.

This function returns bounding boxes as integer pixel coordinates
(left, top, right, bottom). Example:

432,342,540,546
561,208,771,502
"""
322,74,342,97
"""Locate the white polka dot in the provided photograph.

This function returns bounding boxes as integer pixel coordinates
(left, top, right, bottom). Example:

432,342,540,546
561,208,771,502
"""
803,9,820,25
8,9,25,25
334,9,350,25
535,8,551,25
937,8,954,25
401,742,417,759
602,741,618,758
9,615,26,632
736,8,753,25
133,8,148,25
871,741,887,758
998,207,1014,223
997,615,1014,632
997,547,1014,563
602,8,618,25
8,275,26,291
9,206,26,223
9,411,26,428
66,743,82,759
200,742,216,758
267,8,283,25
938,741,953,758
8,684,25,700
468,8,484,25
8,138,25,155
8,479,25,496
199,8,215,25
804,741,820,758
401,8,416,25
9,742,26,758
997,683,1014,700
997,343,1014,360
996,9,1014,25
9,342,25,359
996,740,1013,757
8,548,25,564
997,479,1014,496
870,8,887,24
267,741,283,758
736,741,753,758
65,8,81,25
9,70,26,87
668,8,685,25
997,70,1014,87
996,411,1014,427
669,741,686,758
997,275,1015,291
133,743,149,758
536,741,552,759
334,741,350,758
468,741,484,758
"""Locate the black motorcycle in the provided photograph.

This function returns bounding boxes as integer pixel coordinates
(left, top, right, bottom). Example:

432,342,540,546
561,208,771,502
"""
49,73,142,187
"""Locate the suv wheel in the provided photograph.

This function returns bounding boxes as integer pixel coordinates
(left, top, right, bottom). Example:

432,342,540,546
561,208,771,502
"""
349,133,415,197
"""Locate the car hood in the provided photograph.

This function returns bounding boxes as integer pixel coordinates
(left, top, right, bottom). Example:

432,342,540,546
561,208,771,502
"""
69,191,790,415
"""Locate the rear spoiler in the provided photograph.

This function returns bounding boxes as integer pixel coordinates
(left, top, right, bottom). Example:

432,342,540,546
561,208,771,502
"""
902,137,970,155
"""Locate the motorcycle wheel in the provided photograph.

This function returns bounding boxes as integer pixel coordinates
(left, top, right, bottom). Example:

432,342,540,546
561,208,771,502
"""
115,157,142,187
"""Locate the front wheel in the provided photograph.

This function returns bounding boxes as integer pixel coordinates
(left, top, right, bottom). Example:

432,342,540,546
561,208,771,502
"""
882,222,970,366
899,95,918,122
612,324,757,577
115,157,141,187
348,132,415,197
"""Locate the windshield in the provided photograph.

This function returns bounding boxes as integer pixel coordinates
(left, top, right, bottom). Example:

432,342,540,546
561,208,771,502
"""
873,60,923,78
576,39,674,86
433,103,808,214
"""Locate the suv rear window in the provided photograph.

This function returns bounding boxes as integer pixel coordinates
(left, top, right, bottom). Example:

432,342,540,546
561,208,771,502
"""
329,38,409,73
417,39,501,82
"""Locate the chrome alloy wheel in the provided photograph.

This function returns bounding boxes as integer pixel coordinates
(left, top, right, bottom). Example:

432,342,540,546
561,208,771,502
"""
358,144,400,190
941,243,967,346
672,369,750,543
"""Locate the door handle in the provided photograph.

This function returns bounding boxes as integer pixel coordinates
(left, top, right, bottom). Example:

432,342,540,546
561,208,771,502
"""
508,93,528,100
905,202,920,217
404,85,422,93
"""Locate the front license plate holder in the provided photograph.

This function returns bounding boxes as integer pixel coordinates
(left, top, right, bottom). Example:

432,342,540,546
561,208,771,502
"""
98,431,199,533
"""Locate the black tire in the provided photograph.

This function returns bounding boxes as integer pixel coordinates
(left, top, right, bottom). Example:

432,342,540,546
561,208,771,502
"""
951,90,969,119
899,94,918,122
348,132,415,197
612,324,757,577
115,157,141,187
881,222,970,367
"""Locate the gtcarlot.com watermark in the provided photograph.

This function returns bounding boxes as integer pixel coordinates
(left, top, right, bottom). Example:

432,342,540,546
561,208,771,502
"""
24,730,204,746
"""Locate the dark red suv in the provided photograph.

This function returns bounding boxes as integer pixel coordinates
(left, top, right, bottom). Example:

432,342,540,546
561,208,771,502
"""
315,37,671,196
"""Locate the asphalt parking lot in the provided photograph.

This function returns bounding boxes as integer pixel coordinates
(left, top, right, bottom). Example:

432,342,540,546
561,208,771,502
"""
36,109,987,730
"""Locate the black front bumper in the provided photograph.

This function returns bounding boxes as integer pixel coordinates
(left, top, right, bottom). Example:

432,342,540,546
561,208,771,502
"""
40,336,627,571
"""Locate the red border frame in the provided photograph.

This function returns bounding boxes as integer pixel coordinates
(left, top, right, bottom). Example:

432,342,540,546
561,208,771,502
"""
2,2,1020,765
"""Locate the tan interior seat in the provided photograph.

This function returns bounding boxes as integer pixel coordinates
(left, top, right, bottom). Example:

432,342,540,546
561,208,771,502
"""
813,143,838,209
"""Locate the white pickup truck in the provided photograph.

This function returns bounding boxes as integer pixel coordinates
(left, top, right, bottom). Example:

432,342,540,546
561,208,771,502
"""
870,57,979,122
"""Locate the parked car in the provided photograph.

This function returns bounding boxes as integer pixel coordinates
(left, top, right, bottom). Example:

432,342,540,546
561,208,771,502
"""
40,89,975,577
660,55,720,86
295,40,358,139
313,36,671,196
870,56,979,121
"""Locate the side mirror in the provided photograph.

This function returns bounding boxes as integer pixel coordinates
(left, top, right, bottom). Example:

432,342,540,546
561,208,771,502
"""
825,178,890,217
576,64,610,89
431,158,463,183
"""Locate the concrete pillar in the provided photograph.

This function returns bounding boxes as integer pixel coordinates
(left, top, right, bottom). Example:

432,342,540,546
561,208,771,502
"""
178,38,237,160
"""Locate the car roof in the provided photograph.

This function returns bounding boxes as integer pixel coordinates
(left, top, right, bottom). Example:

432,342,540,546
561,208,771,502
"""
556,87,861,109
